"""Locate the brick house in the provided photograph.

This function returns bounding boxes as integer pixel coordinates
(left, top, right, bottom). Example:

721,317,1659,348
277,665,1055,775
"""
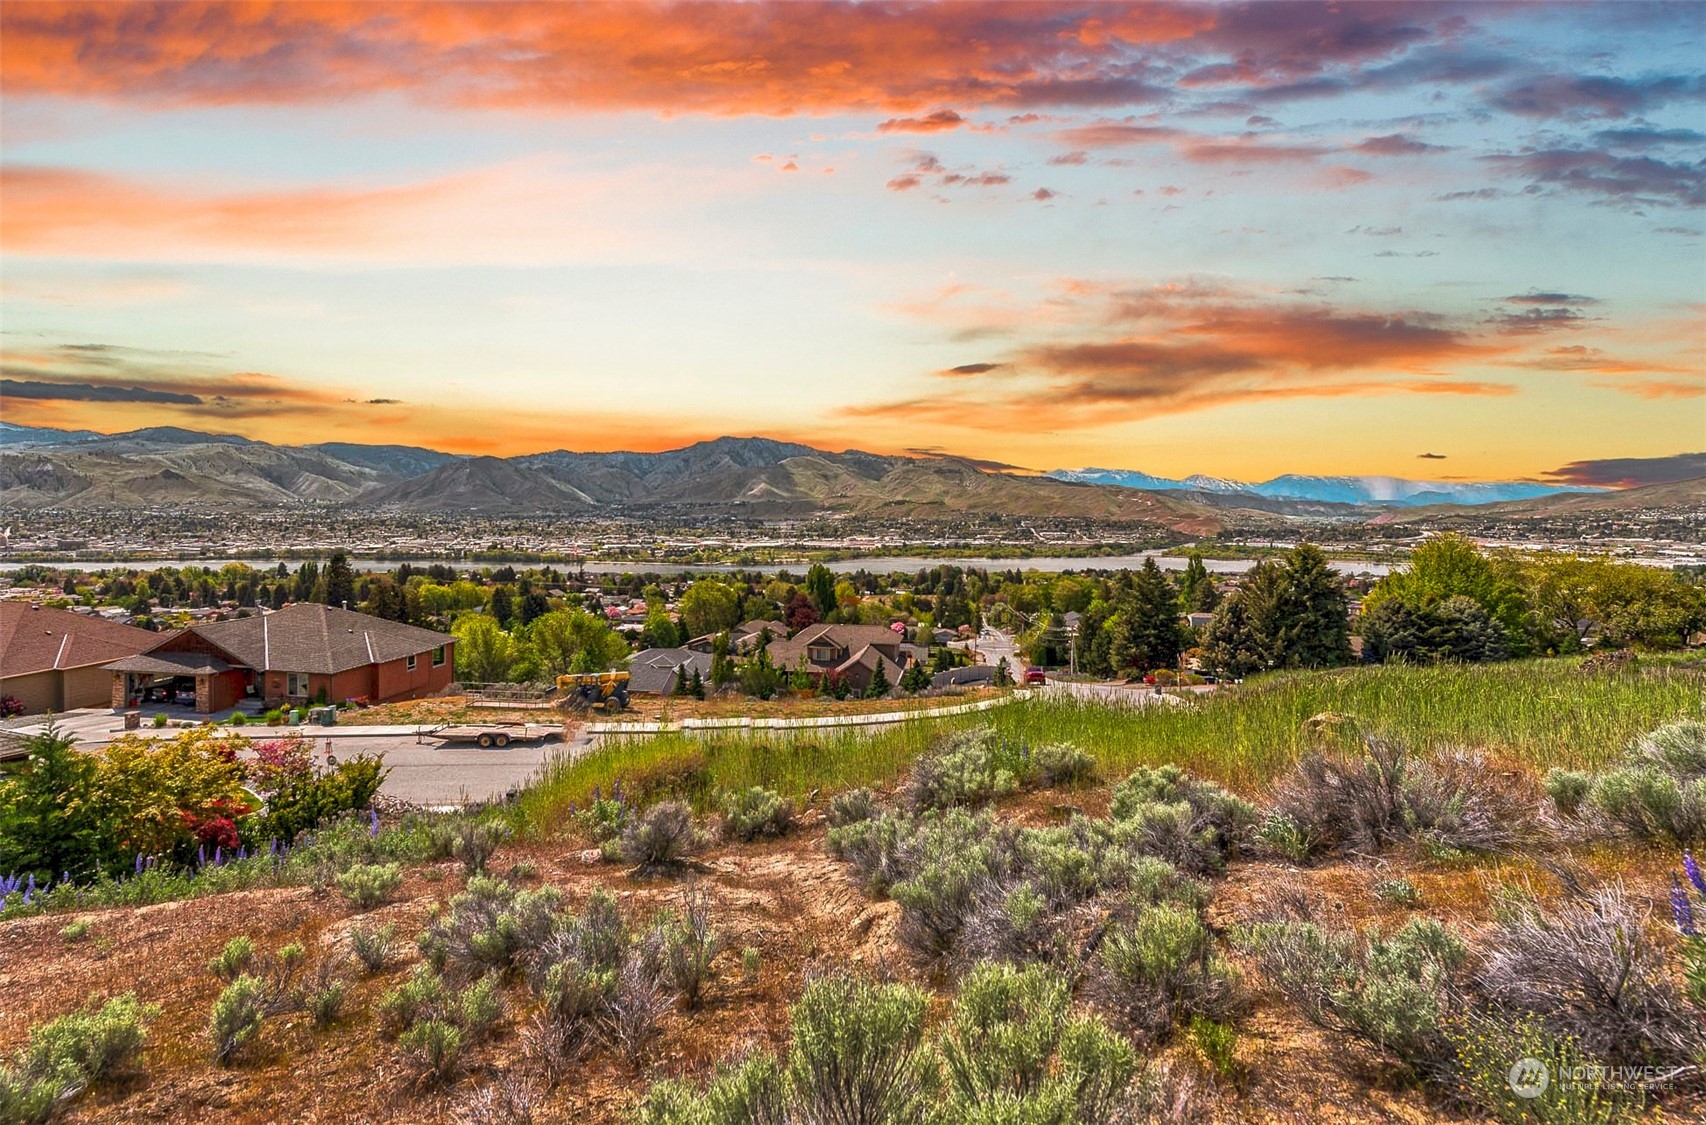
105,603,454,713
764,623,908,694
0,603,157,714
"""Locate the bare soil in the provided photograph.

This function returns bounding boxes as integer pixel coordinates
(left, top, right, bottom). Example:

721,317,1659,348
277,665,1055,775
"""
1,791,1696,1123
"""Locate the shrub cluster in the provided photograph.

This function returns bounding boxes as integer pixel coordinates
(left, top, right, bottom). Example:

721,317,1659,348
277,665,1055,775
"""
637,966,1148,1125
616,801,701,871
1093,902,1241,1044
904,729,1094,812
1478,881,1705,1068
717,787,794,843
379,968,505,1086
336,862,403,910
829,764,1227,970
1235,915,1470,1079
243,755,387,849
1265,737,1536,861
1552,721,1706,844
0,993,155,1124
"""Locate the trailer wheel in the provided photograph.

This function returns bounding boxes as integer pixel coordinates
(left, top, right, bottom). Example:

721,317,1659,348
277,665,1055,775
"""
494,733,511,748
477,733,494,748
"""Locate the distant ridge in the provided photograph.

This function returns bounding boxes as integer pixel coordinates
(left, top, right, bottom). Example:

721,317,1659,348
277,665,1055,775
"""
1050,466,1600,508
0,424,1220,531
3,424,1691,525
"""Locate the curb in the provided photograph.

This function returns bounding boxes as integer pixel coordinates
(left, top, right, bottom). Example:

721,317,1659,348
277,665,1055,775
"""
585,692,1022,737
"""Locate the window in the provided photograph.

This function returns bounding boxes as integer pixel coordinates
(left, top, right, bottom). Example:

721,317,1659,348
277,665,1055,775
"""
431,645,446,667
406,654,418,672
286,672,310,697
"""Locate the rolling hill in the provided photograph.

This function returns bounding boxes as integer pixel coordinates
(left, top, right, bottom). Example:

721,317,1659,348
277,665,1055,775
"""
0,426,1224,531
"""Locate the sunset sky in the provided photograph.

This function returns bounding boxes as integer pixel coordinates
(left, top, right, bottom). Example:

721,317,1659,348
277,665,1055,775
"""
1,1,1702,483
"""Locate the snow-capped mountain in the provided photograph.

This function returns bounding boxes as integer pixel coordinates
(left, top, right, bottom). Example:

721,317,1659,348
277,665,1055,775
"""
1048,467,1598,507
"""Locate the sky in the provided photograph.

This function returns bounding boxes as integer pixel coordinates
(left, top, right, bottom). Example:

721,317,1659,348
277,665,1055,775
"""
1,1,1702,484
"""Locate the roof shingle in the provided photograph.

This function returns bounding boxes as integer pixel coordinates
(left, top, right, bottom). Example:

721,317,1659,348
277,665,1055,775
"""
0,603,155,679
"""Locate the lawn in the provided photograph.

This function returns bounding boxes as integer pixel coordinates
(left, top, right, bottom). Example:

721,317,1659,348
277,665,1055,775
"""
513,656,1705,837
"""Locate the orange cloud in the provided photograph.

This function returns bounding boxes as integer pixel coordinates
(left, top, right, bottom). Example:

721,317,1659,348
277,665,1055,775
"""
1,165,460,258
1,2,1213,116
877,109,965,133
844,280,1527,430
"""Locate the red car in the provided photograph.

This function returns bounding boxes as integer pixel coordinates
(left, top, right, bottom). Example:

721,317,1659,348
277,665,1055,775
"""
1023,667,1047,685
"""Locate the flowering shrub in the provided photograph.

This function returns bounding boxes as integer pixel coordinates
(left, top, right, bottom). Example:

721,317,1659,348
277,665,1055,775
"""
1673,850,1706,1010
0,695,23,718
246,738,315,795
0,726,253,881
243,755,386,847
93,729,252,859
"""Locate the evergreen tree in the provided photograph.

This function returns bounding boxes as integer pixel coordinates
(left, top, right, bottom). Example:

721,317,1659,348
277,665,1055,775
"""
517,589,551,626
1203,591,1266,677
320,552,357,609
688,666,705,699
489,585,515,629
739,645,782,700
709,631,736,688
1277,544,1353,668
864,658,892,698
805,563,837,620
0,726,103,880
1106,558,1184,672
900,659,932,693
1179,554,1220,612
293,561,319,602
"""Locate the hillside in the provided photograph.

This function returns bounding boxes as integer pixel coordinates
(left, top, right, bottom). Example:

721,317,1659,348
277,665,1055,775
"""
0,427,1222,531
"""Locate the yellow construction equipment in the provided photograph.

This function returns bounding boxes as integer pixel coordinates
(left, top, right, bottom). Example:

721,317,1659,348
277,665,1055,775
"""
555,670,631,712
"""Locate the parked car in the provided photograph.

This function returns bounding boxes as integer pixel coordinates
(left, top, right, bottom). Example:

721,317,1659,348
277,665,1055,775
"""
1023,667,1047,684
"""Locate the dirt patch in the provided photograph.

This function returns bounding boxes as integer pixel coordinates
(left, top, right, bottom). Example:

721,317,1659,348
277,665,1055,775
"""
2,795,1697,1123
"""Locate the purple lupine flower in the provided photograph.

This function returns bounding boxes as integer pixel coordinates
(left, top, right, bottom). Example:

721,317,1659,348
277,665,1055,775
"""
238,846,248,861
197,844,206,869
135,853,145,875
268,837,279,859
27,873,36,895
1673,875,1699,937
1686,851,1705,897
213,846,223,867
370,807,381,837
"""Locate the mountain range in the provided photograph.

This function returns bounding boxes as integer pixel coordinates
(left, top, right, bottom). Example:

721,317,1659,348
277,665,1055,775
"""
1046,466,1597,508
2,422,1693,528
0,424,1222,531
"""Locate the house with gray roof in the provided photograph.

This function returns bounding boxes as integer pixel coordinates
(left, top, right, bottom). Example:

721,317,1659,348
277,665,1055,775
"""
627,647,713,695
106,602,454,713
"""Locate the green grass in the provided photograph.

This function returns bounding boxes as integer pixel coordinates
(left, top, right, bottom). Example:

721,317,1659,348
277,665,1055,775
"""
512,658,1704,839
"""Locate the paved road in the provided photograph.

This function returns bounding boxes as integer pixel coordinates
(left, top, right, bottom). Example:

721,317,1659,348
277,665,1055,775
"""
10,707,566,808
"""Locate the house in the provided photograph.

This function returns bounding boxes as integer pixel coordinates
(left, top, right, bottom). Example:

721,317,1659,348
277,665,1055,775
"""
0,603,157,714
628,647,714,695
766,623,908,694
1185,612,1215,631
730,619,784,652
683,619,785,654
104,603,455,713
